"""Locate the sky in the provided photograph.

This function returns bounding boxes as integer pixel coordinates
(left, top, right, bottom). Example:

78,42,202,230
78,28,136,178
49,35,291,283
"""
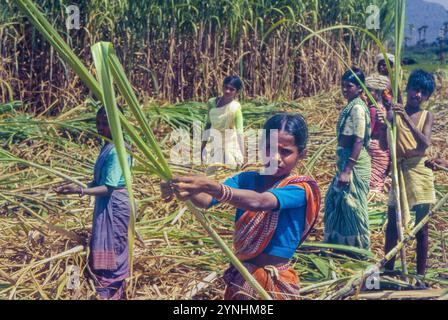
425,0,448,9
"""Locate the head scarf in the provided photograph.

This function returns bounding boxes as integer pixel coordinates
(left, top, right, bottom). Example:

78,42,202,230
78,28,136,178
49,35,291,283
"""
365,74,391,90
375,53,395,66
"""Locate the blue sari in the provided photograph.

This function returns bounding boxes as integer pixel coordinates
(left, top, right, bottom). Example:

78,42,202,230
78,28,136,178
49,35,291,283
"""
89,142,132,299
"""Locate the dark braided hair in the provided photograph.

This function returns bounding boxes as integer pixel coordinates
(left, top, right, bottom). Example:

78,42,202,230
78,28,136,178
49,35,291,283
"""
263,113,308,151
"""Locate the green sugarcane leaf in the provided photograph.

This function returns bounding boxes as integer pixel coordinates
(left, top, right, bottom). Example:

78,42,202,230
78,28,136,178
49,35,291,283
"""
295,23,394,126
118,112,169,178
108,53,172,179
260,18,289,49
301,242,374,258
309,256,330,278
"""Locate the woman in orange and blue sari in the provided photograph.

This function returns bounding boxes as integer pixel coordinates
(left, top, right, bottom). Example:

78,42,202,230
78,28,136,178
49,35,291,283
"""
161,113,321,300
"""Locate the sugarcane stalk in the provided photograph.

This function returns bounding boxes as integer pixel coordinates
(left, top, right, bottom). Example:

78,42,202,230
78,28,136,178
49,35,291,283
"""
0,269,16,285
27,245,85,270
386,0,408,277
0,148,86,188
299,276,352,294
388,129,408,276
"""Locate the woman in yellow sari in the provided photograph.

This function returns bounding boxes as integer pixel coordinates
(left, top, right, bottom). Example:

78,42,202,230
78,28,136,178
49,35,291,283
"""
201,76,245,171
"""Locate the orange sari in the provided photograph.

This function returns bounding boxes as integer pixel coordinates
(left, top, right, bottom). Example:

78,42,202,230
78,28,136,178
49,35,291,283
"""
224,175,321,300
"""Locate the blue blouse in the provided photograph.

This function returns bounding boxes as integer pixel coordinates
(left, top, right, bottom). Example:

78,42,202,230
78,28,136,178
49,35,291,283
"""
209,171,307,259
96,147,131,188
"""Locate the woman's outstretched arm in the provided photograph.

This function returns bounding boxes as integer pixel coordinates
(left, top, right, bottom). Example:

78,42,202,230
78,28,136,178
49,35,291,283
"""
162,176,279,212
55,184,111,197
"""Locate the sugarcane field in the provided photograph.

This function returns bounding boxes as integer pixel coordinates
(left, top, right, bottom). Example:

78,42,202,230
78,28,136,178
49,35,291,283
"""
1,0,448,303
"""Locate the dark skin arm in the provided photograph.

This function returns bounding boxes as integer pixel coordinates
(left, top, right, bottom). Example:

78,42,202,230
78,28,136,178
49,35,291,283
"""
160,175,279,212
375,109,391,150
200,122,211,160
55,184,111,197
338,136,363,187
378,127,389,151
397,88,403,105
161,180,212,208
425,158,448,171
385,109,394,124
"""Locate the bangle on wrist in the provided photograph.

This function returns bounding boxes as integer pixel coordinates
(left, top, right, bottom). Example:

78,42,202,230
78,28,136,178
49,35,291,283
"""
223,185,233,203
216,184,233,203
216,184,226,201
348,157,357,163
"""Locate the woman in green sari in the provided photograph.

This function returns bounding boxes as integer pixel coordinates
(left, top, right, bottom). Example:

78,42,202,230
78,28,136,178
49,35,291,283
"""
324,67,372,249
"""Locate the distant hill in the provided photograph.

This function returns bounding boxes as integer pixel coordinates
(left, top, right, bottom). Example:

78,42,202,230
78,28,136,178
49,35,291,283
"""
406,0,448,45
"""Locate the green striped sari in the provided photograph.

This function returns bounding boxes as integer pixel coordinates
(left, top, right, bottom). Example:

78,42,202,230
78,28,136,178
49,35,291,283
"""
324,97,372,249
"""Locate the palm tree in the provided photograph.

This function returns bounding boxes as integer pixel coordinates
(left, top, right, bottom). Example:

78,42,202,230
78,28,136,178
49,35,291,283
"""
422,25,428,44
443,22,448,41
418,26,423,43
409,23,415,45
404,36,410,48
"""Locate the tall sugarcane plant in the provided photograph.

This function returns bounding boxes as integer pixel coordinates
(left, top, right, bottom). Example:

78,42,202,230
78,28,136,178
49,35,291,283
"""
2,0,394,103
390,0,408,277
13,0,272,300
